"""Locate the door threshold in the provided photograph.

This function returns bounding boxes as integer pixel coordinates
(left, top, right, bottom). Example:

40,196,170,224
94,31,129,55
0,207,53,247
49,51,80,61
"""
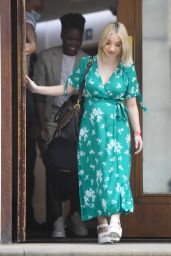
24,237,171,244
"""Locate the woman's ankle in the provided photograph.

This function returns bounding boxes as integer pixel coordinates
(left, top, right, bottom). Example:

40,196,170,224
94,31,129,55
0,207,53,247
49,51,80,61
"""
110,214,121,226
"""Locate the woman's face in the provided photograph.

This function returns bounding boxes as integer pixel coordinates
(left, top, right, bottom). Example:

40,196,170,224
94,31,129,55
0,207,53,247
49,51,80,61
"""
103,32,122,59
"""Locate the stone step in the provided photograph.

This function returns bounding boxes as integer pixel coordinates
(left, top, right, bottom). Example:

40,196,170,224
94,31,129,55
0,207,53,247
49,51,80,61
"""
0,243,171,256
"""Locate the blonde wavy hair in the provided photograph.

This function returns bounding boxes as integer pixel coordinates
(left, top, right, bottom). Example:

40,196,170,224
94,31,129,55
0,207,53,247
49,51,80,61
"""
98,22,133,66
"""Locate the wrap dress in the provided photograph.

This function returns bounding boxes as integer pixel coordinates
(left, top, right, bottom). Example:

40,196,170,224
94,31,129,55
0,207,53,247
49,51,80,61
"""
67,56,146,221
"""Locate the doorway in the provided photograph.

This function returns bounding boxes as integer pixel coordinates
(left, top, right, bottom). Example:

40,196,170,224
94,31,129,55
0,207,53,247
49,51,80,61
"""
16,0,119,242
11,0,171,243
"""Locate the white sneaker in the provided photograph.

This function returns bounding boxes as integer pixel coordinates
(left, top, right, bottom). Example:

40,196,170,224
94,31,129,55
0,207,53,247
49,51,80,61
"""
68,211,88,237
52,216,66,238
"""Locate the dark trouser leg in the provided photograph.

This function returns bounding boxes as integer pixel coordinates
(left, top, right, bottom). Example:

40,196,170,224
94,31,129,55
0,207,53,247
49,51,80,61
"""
46,168,63,230
70,168,80,215
44,137,80,221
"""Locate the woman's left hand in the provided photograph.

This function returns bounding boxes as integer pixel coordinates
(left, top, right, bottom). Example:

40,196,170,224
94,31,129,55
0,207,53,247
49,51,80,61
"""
26,75,38,93
134,135,143,154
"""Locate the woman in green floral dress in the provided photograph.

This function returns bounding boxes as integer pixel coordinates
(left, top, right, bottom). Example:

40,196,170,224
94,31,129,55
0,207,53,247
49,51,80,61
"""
27,22,146,244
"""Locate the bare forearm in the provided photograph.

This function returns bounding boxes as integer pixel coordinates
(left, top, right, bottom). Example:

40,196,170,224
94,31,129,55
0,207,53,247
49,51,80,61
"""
26,75,74,96
126,98,143,154
33,84,65,96
126,99,141,133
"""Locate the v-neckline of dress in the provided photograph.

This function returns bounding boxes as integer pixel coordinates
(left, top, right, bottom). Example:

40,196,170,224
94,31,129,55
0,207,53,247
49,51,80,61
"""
95,56,120,87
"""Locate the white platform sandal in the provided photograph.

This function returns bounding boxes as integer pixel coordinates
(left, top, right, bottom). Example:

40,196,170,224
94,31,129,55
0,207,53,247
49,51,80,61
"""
109,222,122,242
97,224,113,244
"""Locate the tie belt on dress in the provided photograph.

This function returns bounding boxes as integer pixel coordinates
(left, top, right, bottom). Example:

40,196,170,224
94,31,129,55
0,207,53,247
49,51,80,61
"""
115,100,128,121
85,97,128,121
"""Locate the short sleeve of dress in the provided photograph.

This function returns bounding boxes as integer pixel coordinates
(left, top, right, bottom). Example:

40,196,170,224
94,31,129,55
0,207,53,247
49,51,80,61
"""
125,64,139,99
124,64,147,112
66,56,90,90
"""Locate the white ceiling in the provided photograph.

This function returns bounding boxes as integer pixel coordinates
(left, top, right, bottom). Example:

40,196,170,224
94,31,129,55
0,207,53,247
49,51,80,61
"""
40,0,117,21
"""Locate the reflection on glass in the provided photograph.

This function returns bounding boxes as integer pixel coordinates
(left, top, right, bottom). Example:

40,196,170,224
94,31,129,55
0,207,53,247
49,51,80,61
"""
143,0,171,193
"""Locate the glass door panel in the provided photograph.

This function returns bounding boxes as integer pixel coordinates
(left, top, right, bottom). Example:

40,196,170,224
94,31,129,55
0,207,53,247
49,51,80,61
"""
143,0,171,193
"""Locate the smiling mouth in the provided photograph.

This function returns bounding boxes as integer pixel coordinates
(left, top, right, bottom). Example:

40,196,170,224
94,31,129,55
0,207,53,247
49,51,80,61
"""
69,47,77,51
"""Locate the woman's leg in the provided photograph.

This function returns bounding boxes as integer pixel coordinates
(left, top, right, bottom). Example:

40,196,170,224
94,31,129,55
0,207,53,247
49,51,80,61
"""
70,167,80,214
97,216,108,225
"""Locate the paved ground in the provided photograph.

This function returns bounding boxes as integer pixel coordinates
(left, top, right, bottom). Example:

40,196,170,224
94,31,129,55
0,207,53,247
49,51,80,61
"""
0,243,171,256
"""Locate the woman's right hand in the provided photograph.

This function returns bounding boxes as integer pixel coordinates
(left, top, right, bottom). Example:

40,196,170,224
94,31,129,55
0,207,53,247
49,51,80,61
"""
26,75,38,93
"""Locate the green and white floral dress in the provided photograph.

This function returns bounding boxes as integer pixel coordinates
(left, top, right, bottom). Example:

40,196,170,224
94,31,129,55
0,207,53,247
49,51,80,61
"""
67,56,146,221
